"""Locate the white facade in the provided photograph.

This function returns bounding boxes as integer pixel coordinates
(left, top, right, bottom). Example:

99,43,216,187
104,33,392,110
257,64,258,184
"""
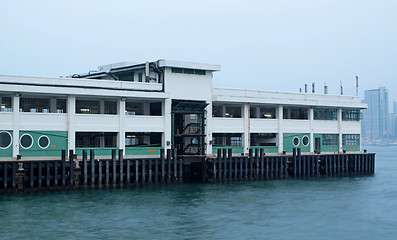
0,60,366,160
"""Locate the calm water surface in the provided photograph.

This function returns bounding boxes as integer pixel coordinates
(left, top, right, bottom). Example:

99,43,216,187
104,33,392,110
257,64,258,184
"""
1,145,396,239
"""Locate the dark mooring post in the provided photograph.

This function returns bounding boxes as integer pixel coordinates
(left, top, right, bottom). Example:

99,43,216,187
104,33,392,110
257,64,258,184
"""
173,149,177,183
69,150,74,188
135,160,139,185
83,150,88,187
119,149,124,186
239,157,243,180
284,157,288,179
126,159,130,186
112,149,117,187
105,160,110,187
270,157,274,179
90,150,95,188
260,149,264,179
266,156,269,180
179,158,183,184
142,159,146,184
217,148,222,181
311,156,315,177
293,148,297,178
297,148,301,177
234,154,238,179
249,149,253,180
213,154,217,182
302,155,306,177
223,149,227,181
161,149,165,184
98,159,102,188
275,157,279,179
61,150,66,188
316,156,320,177
245,156,249,180
30,162,34,189
167,149,171,184
155,157,158,185
254,149,259,180
228,148,233,180
325,155,328,177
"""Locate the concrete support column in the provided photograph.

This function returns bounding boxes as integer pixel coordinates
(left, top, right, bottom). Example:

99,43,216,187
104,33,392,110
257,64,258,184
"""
243,103,250,154
309,107,314,153
277,105,283,153
143,102,150,115
12,94,20,158
205,102,213,155
118,98,126,154
256,106,260,118
50,98,57,113
338,108,343,152
99,100,105,114
67,95,76,152
163,99,172,156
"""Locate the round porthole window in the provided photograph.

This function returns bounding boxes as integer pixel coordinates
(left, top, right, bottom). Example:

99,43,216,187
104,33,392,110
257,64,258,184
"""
38,135,50,149
20,134,33,149
292,136,300,147
0,131,12,149
302,135,309,147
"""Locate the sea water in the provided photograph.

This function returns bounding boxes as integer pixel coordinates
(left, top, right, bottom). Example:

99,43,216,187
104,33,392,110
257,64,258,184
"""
0,145,396,240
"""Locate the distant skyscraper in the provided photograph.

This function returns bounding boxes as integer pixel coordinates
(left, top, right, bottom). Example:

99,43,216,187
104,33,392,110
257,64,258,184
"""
362,87,389,139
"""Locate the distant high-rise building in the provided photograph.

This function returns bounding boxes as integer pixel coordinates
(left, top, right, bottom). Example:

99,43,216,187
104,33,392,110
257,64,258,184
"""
362,87,389,139
389,101,397,138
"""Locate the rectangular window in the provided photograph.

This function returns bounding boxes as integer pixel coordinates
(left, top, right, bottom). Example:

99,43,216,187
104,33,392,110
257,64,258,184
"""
322,134,338,145
171,67,206,75
150,102,162,116
0,97,12,112
213,133,242,146
118,72,134,82
126,102,144,115
283,107,308,120
212,104,223,117
342,109,361,121
125,132,162,147
76,132,117,148
250,133,277,146
171,68,183,73
104,101,117,115
250,107,256,118
314,108,337,120
138,73,143,82
20,98,50,113
225,106,241,118
342,134,360,146
260,107,276,119
76,100,100,114
56,99,67,113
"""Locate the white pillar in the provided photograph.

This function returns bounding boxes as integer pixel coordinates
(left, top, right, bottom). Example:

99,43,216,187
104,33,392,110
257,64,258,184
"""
118,98,126,153
278,105,283,153
338,108,343,152
143,102,150,115
205,101,213,155
309,107,314,153
99,100,105,114
12,94,20,158
67,95,76,152
243,103,250,154
50,98,57,113
163,99,172,156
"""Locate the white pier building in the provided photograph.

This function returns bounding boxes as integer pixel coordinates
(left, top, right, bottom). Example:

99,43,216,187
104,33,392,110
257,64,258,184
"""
0,60,365,160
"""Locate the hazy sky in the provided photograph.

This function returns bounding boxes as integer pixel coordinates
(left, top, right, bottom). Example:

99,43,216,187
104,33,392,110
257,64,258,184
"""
1,0,396,104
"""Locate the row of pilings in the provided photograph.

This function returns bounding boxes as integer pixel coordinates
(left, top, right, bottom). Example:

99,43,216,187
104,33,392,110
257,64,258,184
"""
205,148,375,182
0,148,375,193
0,149,182,193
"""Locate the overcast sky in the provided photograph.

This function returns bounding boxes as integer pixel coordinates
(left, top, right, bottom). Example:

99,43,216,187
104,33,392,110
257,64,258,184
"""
1,0,396,106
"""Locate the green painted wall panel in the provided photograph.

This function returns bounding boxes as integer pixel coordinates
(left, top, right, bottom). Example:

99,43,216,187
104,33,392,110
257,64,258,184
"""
19,131,67,157
0,130,13,158
250,146,278,153
75,147,118,157
125,147,163,156
212,146,244,154
283,133,310,153
342,145,360,152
